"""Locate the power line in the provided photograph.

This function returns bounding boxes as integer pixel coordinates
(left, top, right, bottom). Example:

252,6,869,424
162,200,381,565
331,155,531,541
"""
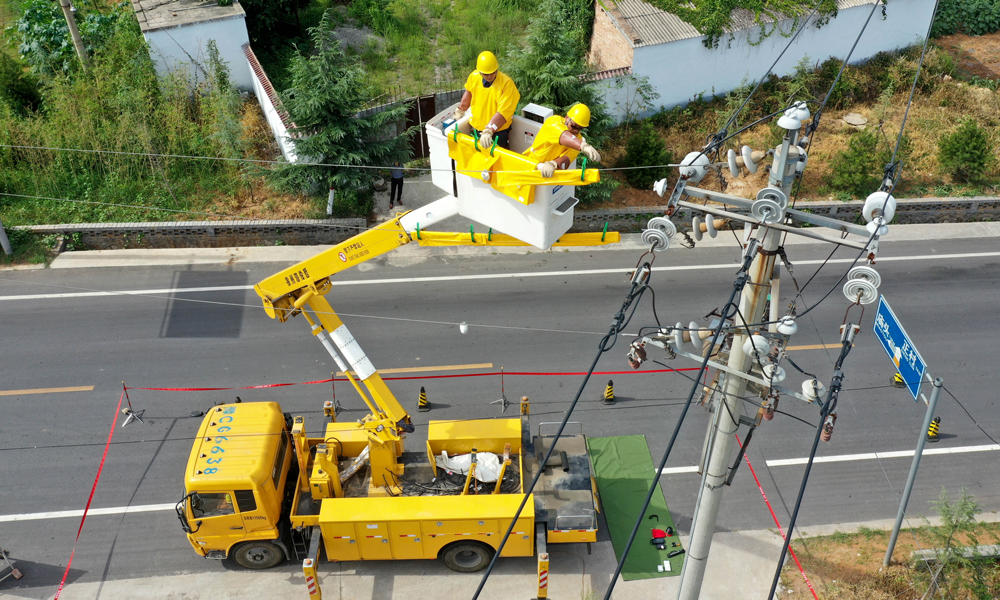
943,386,999,445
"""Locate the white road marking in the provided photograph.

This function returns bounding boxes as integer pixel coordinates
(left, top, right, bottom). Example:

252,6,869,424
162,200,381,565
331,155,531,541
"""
656,443,1000,475
0,503,176,523
3,251,1000,302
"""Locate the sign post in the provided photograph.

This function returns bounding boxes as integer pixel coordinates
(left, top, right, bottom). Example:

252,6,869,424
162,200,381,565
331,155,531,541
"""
875,295,943,566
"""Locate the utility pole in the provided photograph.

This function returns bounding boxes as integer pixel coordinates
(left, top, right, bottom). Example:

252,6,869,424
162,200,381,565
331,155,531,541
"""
58,0,90,70
676,115,801,600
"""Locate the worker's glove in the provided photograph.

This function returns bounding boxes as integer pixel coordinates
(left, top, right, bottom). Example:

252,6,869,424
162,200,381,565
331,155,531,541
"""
452,107,465,122
537,161,557,178
580,140,602,163
479,127,494,148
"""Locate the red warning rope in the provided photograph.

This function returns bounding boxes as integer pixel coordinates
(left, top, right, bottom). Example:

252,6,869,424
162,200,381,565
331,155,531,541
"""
737,434,819,600
128,367,700,391
53,389,125,600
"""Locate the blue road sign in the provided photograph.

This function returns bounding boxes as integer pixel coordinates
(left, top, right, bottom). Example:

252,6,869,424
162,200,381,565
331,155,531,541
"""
873,295,927,400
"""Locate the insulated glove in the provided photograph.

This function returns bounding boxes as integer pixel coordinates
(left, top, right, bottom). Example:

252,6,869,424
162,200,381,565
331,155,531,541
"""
479,127,494,148
580,140,601,163
537,161,557,178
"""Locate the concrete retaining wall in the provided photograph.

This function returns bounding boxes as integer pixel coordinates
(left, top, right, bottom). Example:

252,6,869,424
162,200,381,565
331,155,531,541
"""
13,198,1000,249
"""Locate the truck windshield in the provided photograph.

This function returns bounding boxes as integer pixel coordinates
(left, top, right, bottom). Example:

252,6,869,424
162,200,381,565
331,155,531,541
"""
191,492,235,518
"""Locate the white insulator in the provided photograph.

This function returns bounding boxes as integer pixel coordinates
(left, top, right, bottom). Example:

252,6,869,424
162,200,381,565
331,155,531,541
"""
763,364,786,383
867,218,889,236
776,107,802,131
751,198,783,224
795,150,808,174
679,151,710,184
843,279,879,305
791,101,810,123
647,216,677,239
653,178,670,197
673,322,684,352
692,216,703,241
727,148,739,177
848,265,881,288
459,321,469,334
705,214,718,238
776,316,798,336
480,171,491,182
801,379,826,402
641,228,670,251
742,334,770,358
741,145,759,174
689,321,703,352
757,187,788,209
863,191,896,223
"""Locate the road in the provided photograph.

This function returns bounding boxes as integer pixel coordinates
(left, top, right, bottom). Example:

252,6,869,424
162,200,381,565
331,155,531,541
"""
1,233,999,598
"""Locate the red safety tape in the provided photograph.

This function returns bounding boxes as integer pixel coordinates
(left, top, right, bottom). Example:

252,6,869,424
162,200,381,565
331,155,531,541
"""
53,390,125,600
736,434,819,600
128,367,700,391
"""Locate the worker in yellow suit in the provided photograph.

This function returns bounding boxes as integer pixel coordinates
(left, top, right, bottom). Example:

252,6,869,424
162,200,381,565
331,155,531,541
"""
523,104,602,177
453,51,520,149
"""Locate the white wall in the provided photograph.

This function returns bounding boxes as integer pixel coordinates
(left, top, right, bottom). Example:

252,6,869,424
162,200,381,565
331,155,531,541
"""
246,57,299,163
632,0,936,112
145,17,253,90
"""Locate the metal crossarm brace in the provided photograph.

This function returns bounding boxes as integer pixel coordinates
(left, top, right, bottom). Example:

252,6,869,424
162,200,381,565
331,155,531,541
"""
670,346,816,404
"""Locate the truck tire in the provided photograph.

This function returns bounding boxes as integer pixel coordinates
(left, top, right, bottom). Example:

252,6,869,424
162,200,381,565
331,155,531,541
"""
231,540,285,569
441,542,494,572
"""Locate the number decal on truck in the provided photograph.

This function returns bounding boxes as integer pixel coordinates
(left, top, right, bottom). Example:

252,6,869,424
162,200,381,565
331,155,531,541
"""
206,458,222,464
211,446,225,454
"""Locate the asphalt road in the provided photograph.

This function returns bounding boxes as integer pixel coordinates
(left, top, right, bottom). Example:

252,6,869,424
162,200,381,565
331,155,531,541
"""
2,234,999,597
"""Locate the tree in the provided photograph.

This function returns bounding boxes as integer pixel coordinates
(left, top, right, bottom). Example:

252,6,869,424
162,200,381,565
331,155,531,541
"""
270,11,412,217
13,0,118,76
621,121,672,190
938,119,994,183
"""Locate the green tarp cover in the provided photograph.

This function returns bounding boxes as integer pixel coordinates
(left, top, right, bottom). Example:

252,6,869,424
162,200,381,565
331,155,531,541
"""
587,435,684,580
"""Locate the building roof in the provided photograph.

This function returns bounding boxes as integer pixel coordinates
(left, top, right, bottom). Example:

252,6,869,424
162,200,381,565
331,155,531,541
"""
605,0,878,47
132,0,245,33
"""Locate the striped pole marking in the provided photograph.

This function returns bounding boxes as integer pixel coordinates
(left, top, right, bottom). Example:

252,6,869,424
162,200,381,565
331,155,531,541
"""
306,576,318,596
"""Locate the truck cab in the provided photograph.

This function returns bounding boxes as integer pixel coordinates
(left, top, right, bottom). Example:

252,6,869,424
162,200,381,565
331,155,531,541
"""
176,402,293,568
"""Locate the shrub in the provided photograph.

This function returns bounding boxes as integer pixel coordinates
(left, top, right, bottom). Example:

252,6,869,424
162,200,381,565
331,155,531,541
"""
0,52,42,116
348,0,400,36
938,119,994,183
620,121,672,190
932,0,1000,37
825,128,910,198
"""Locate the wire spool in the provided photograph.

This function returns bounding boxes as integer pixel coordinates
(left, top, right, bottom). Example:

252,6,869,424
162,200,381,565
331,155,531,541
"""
756,187,788,209
843,278,879,304
763,364,786,383
673,322,684,352
751,198,783,224
641,228,670,251
848,265,881,288
688,321,704,352
801,378,826,402
705,214,718,238
741,145,759,174
727,148,740,177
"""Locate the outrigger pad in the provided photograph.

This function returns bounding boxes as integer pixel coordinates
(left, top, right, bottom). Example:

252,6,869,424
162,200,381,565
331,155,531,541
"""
587,435,684,580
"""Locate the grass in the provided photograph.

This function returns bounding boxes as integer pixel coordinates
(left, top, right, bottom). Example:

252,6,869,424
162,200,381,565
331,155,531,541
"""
783,521,1000,600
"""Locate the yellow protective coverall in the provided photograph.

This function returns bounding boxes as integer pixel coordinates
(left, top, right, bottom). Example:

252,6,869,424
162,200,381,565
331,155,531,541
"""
463,70,520,133
522,115,582,165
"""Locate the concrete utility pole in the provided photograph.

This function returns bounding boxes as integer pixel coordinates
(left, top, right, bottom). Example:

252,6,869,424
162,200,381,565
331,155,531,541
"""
676,120,800,600
57,0,90,70
0,219,12,255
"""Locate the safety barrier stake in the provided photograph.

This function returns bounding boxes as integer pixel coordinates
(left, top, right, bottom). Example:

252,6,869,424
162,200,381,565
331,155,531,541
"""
535,552,549,599
303,558,322,600
520,396,530,415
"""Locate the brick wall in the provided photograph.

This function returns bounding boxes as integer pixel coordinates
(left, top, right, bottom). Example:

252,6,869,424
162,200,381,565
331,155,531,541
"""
589,2,634,72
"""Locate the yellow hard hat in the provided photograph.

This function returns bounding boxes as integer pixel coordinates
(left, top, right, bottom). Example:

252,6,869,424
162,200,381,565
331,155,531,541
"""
567,103,591,128
477,51,499,75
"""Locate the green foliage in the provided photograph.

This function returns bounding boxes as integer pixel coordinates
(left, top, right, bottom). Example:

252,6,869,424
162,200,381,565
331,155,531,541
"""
270,11,412,216
0,226,47,265
921,487,1000,599
620,121,672,190
938,119,994,183
645,0,838,49
0,5,258,226
240,0,309,41
0,52,42,115
825,128,909,198
11,0,118,75
504,0,611,145
576,173,620,205
932,0,1000,38
349,0,400,35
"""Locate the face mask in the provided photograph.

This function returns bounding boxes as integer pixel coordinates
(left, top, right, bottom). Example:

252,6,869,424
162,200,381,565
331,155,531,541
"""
481,77,494,88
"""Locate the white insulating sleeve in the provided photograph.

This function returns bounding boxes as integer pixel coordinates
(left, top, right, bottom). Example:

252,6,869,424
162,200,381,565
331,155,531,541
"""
398,196,460,233
312,325,350,373
330,325,377,380
438,452,502,483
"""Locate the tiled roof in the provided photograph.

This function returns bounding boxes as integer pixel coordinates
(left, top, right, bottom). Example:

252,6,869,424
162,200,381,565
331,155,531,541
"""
581,65,633,81
243,44,293,129
605,0,880,47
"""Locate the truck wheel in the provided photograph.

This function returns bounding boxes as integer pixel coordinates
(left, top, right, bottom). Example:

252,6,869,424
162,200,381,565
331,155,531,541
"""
441,542,494,573
232,541,285,569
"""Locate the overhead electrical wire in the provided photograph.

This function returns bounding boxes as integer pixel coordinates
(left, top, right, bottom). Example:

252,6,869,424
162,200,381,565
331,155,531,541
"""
471,258,654,600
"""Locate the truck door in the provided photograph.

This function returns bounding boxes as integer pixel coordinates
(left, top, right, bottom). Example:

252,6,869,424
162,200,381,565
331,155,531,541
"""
356,522,393,560
189,491,246,551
